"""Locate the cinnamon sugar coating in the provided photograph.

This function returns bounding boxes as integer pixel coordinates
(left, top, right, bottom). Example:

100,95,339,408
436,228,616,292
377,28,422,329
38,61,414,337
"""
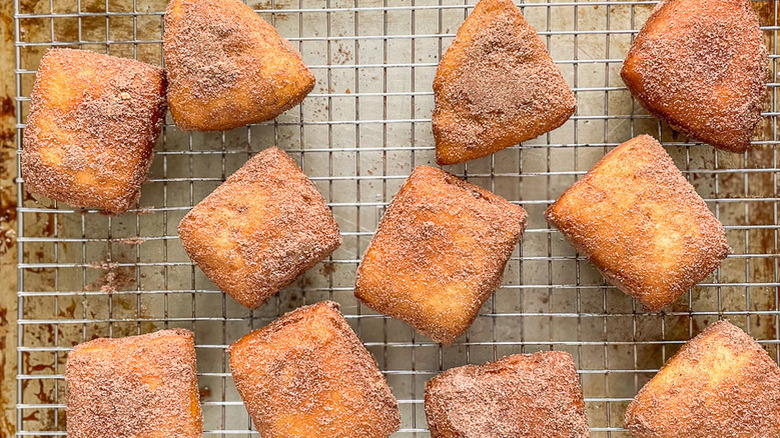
21,48,166,214
621,0,768,153
164,0,315,131
425,351,589,438
65,329,203,438
432,0,576,165
355,165,527,344
229,301,400,438
625,320,780,437
545,135,731,312
178,147,341,309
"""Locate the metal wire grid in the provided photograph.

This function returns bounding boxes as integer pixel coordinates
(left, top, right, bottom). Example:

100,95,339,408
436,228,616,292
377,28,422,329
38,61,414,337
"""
13,0,780,436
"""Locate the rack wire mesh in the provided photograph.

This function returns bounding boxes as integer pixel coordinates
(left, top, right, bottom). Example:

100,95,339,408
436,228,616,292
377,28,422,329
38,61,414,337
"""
13,0,780,436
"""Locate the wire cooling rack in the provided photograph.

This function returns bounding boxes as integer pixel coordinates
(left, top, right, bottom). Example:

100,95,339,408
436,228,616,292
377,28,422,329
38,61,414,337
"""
13,0,780,436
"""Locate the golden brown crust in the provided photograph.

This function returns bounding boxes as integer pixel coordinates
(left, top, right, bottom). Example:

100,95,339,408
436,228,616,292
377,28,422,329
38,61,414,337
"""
177,147,341,309
425,351,589,438
65,329,203,438
21,48,166,214
164,0,316,131
545,135,731,312
432,0,576,165
621,0,768,153
228,301,400,438
625,320,780,437
354,165,527,344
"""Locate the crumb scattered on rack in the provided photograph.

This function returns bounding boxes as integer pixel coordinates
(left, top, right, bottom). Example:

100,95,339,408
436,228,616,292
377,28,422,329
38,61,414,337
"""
117,237,146,245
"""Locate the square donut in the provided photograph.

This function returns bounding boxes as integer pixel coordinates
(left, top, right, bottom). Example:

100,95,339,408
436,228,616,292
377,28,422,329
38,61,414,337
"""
65,329,202,438
164,0,315,131
625,320,780,436
425,351,589,437
22,48,167,214
229,301,401,438
545,135,731,312
178,147,341,309
355,165,527,344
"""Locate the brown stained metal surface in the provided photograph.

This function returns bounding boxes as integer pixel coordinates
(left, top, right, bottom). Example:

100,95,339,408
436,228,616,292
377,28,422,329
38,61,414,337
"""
1,0,17,434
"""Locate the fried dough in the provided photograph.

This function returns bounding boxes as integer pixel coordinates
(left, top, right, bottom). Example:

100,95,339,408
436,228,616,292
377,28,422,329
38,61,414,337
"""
425,351,589,438
355,165,527,344
229,301,400,438
625,320,780,437
432,0,576,165
21,48,166,214
164,0,315,131
178,147,341,309
66,329,202,438
545,135,731,312
621,0,768,153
